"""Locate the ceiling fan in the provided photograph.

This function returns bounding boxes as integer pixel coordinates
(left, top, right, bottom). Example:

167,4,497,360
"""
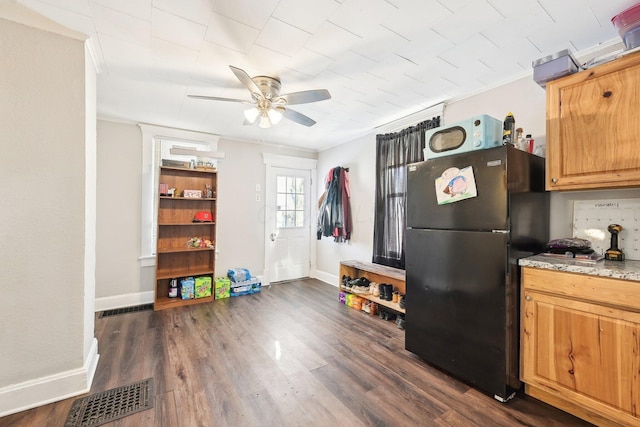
188,66,331,128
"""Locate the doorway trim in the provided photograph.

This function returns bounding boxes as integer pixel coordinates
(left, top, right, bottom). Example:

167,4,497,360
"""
262,154,318,285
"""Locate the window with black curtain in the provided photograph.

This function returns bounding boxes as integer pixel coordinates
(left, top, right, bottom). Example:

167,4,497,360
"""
372,117,440,269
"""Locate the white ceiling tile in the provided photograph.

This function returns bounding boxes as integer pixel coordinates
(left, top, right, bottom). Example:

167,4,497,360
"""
286,48,334,77
437,33,498,68
395,29,454,66
427,0,474,13
486,0,545,19
26,0,91,16
212,0,279,30
366,53,421,81
242,45,295,78
97,34,151,77
384,0,452,40
205,13,259,54
477,36,537,73
255,18,312,57
305,21,363,59
350,26,410,62
481,3,554,49
273,0,340,33
151,8,206,50
432,1,504,44
327,0,398,37
152,0,213,25
149,37,199,83
90,2,151,47
327,50,377,78
22,0,96,38
89,0,151,21
191,41,246,87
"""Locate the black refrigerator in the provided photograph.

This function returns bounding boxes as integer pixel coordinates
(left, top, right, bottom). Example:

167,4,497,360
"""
405,145,549,402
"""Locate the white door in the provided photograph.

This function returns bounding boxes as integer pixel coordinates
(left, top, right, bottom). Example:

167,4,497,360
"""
266,167,311,283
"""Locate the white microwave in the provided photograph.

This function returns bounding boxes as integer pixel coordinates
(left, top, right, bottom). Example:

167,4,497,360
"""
423,114,503,160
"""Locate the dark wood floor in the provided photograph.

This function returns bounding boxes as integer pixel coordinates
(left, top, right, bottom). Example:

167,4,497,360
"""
2,279,593,427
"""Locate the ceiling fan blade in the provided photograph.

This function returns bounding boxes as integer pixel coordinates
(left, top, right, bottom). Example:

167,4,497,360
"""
283,108,317,127
229,65,262,96
187,94,252,104
278,89,331,105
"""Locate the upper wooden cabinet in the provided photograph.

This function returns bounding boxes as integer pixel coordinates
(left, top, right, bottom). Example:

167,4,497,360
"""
546,51,640,190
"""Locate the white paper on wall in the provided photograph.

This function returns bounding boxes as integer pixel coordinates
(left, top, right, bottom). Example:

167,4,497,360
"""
572,199,640,260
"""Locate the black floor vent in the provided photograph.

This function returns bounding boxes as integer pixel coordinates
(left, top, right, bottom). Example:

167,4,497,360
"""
99,303,153,318
65,378,154,427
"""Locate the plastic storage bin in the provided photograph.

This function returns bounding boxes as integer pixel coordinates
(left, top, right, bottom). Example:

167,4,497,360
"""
612,3,640,49
532,49,580,88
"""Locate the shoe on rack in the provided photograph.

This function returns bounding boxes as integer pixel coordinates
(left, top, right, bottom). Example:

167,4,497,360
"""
362,301,371,313
369,302,378,316
378,283,388,300
371,282,380,297
399,294,406,309
383,284,394,301
396,316,405,329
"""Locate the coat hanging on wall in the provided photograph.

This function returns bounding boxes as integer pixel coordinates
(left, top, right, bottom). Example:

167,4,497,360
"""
317,166,352,242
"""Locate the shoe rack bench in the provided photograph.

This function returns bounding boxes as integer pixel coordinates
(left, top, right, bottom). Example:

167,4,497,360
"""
339,260,405,314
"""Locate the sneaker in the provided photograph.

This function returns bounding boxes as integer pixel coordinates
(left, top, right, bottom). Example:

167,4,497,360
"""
399,294,406,309
396,316,405,329
371,282,379,297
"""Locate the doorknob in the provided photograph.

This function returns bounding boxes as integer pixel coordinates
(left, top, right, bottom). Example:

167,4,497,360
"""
270,232,278,241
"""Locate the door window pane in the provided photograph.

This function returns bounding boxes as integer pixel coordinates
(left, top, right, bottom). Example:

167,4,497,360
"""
276,174,305,228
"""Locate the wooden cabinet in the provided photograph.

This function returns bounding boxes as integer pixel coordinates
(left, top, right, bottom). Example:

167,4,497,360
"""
339,260,405,314
546,51,640,190
521,267,640,426
154,167,217,311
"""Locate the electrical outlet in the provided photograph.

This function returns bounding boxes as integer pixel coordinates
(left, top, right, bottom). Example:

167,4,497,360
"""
255,184,261,192
255,193,261,202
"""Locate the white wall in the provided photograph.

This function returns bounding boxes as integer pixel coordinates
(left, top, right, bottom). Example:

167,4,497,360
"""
0,10,97,416
315,135,377,284
215,138,316,277
95,121,142,301
94,123,317,308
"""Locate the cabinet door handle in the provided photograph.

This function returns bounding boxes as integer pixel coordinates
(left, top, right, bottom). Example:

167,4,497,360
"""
525,295,532,301
551,178,558,184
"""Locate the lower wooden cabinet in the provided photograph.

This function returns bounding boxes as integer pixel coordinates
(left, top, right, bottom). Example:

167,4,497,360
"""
521,267,640,426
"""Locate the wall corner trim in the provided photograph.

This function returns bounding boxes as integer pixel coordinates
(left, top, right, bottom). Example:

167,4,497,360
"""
0,338,99,417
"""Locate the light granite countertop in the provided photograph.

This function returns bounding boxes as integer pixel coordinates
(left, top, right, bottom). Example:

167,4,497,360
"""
519,254,640,282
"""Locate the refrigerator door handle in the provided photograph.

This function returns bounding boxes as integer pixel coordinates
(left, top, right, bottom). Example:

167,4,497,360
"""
491,230,509,234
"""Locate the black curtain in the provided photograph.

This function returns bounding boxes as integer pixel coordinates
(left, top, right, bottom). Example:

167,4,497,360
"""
372,117,440,269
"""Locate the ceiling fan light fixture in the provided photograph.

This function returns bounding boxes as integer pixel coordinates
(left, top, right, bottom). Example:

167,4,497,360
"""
258,112,271,129
268,107,284,125
244,107,260,123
